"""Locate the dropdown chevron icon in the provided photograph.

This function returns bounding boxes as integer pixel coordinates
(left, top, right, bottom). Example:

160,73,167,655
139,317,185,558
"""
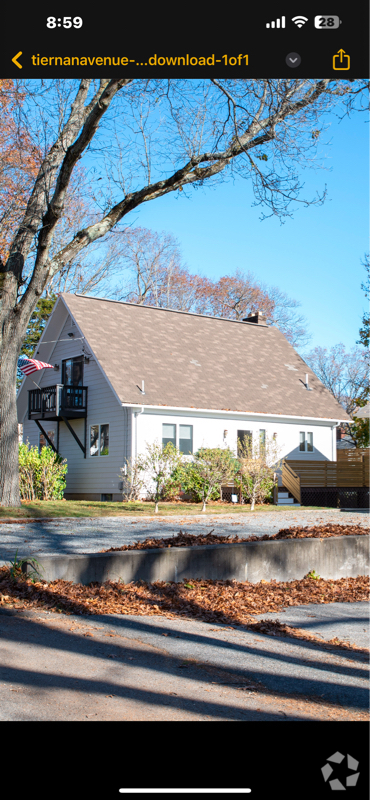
286,52,301,67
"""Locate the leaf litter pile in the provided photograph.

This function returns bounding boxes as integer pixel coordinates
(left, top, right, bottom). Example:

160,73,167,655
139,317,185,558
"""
1,522,369,655
100,523,368,552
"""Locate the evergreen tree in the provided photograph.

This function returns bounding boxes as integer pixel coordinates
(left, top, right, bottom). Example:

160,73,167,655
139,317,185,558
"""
17,294,57,388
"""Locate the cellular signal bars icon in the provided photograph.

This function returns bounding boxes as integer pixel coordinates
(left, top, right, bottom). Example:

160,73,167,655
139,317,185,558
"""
266,16,285,28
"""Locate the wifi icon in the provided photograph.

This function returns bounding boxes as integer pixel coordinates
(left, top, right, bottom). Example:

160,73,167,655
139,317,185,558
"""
292,15,308,27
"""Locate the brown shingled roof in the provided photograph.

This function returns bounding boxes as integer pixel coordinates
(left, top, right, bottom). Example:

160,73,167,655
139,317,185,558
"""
61,293,350,421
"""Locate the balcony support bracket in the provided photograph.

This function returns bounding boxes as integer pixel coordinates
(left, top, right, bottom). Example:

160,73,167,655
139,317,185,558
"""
61,416,86,458
35,420,58,455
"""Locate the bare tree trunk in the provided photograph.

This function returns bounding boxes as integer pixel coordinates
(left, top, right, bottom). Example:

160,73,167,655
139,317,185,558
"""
202,500,206,512
0,309,26,507
155,501,159,513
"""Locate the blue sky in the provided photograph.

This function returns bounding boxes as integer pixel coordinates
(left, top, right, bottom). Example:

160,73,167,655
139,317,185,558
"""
122,108,368,354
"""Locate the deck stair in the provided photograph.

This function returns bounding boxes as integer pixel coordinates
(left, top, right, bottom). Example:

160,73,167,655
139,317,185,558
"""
277,489,300,506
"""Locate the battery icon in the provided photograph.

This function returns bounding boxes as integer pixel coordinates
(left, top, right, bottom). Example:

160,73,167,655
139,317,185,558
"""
314,15,342,28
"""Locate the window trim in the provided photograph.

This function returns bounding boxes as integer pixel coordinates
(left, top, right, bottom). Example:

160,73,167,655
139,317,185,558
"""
179,423,193,456
62,355,84,387
299,431,314,453
161,422,193,455
90,423,110,457
162,422,176,449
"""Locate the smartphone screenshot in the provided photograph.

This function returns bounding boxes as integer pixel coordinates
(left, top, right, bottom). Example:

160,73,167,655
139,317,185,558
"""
0,6,368,798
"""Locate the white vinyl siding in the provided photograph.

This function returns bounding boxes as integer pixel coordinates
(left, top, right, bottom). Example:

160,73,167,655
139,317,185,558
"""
20,312,128,496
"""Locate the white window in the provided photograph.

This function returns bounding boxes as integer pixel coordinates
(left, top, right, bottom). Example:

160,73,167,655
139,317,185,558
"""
90,424,109,456
162,423,193,454
299,431,313,452
162,423,176,448
179,424,193,455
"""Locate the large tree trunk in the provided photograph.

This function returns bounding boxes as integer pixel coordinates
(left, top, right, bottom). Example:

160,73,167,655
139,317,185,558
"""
0,266,38,507
0,317,24,506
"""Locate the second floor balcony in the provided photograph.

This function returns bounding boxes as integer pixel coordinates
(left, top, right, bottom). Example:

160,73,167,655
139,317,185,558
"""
28,384,88,421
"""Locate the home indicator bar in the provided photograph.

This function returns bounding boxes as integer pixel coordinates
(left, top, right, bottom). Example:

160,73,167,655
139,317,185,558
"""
119,789,252,794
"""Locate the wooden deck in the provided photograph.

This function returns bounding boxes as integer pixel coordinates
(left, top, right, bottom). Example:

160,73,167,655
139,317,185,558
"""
281,450,369,505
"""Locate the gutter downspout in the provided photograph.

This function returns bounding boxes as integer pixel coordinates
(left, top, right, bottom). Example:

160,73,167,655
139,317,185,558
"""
332,422,340,461
134,406,144,460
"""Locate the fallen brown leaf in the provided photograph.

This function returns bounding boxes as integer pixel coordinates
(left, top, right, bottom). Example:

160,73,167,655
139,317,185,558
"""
100,524,368,552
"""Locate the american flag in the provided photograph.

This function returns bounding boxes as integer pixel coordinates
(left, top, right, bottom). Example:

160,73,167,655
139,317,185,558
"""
18,355,54,376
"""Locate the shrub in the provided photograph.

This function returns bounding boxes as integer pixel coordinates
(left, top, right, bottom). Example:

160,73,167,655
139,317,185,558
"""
19,442,67,501
180,461,221,503
235,435,282,511
181,447,237,511
120,455,146,501
160,463,184,501
121,442,184,512
142,441,184,512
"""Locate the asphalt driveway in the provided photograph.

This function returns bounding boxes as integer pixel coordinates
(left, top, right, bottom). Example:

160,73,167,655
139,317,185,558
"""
0,508,367,565
0,508,368,721
0,601,368,722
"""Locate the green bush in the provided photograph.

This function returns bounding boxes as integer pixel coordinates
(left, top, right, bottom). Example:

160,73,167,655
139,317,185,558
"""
180,447,237,511
19,442,67,500
160,463,184,501
180,462,221,502
234,471,275,505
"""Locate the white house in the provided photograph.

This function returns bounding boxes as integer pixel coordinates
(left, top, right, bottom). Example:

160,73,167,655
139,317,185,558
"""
17,293,351,501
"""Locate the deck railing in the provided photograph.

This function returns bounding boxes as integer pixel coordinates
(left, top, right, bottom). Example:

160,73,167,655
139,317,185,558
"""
28,384,88,419
281,461,301,504
285,455,369,489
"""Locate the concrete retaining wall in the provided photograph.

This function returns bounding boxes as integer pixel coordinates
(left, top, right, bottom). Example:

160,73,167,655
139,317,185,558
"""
22,535,369,585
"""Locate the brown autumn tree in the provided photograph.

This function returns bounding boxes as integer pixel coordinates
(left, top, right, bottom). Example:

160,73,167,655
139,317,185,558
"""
111,230,309,345
0,81,41,264
0,78,367,505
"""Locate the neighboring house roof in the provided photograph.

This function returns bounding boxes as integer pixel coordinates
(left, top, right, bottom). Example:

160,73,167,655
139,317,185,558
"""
53,292,350,421
353,402,370,419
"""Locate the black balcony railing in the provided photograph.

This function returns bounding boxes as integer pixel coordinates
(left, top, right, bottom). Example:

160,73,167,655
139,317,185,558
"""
28,384,88,420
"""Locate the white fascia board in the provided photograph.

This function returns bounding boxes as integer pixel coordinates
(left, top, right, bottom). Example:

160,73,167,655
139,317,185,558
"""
120,403,348,425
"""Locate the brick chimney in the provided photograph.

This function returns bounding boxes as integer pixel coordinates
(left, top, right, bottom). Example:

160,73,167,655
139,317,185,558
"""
243,311,267,324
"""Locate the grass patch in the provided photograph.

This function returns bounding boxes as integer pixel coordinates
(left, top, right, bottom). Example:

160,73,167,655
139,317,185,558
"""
0,499,329,520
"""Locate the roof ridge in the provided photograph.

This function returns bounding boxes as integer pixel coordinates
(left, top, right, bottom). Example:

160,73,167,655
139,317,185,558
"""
70,292,270,327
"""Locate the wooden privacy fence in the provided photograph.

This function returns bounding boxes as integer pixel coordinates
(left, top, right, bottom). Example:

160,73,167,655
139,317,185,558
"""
282,449,369,504
285,456,369,488
337,448,369,464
